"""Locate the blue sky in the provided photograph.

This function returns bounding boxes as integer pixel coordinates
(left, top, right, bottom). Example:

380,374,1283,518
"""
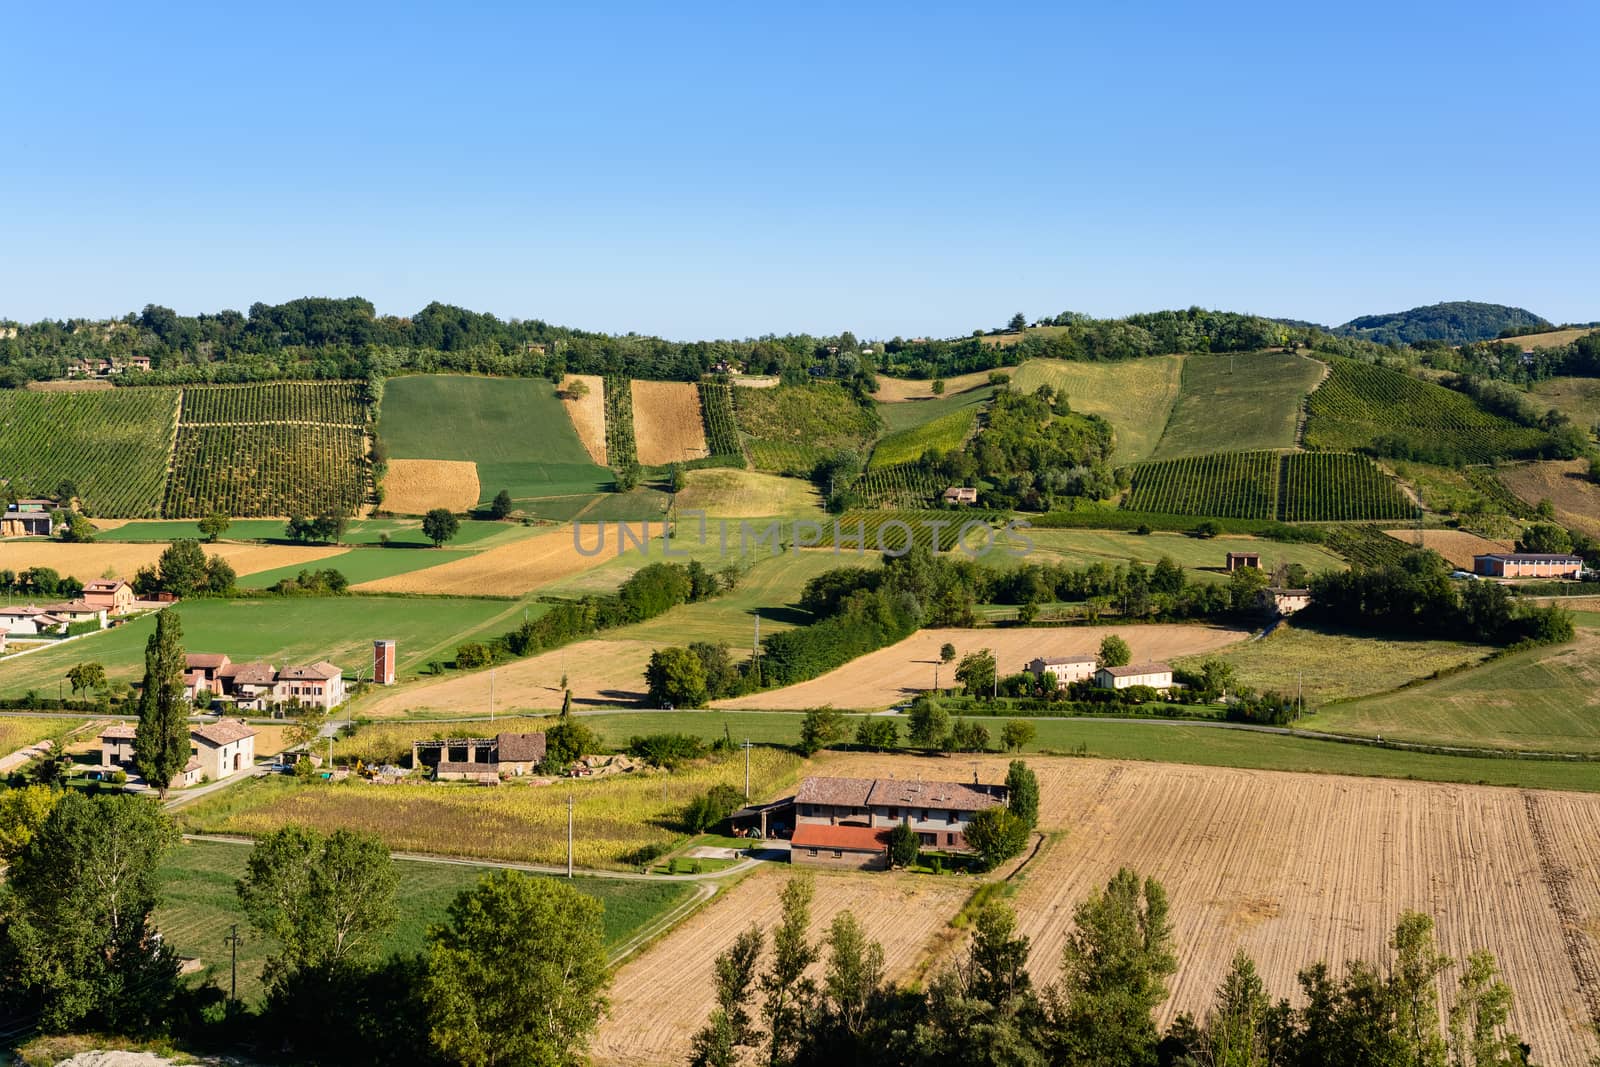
3,1,1596,338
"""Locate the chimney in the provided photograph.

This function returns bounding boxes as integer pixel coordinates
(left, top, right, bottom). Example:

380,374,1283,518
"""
373,639,396,685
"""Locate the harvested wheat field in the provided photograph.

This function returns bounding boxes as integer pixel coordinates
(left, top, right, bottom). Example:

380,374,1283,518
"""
716,624,1250,710
1382,528,1512,569
357,637,658,718
381,459,480,515
351,526,612,596
562,374,608,464
806,751,1600,1065
674,468,823,517
1499,460,1600,538
0,541,344,584
593,867,970,1065
873,368,995,402
631,380,709,465
25,378,114,392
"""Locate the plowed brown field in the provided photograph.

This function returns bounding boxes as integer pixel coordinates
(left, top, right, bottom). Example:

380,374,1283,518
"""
1381,528,1512,569
592,868,970,1065
350,526,611,596
0,541,345,583
631,380,709,465
381,459,480,515
715,624,1251,709
562,374,608,464
801,752,1600,1065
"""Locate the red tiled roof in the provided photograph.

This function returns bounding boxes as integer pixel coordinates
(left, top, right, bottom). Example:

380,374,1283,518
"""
792,824,891,852
101,723,137,740
220,662,276,685
280,661,341,680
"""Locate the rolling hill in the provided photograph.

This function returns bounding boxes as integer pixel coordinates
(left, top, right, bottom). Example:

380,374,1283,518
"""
1334,301,1551,346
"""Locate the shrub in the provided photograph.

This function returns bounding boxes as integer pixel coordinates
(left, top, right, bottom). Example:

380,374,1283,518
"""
627,733,706,769
683,784,745,833
454,643,492,670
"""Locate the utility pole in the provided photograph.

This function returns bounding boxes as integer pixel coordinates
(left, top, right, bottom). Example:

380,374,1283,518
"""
752,611,761,686
223,924,242,1013
743,738,752,800
567,792,574,878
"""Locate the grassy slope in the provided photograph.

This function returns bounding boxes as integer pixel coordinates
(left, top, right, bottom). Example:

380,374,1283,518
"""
992,527,1345,575
1173,623,1494,704
869,405,982,469
378,375,612,502
875,382,994,435
100,517,511,547
238,547,474,587
1529,375,1600,432
157,839,693,1004
1009,356,1185,463
1497,459,1600,538
0,596,523,698
1312,626,1600,753
1149,351,1324,460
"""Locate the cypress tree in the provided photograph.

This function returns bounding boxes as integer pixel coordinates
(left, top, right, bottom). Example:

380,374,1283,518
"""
133,609,189,795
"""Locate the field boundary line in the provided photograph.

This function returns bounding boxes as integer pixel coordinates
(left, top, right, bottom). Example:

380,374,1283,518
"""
1521,791,1600,1033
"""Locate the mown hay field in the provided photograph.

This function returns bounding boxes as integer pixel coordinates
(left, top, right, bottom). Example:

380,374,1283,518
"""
716,623,1250,709
357,637,660,718
1497,459,1600,538
872,369,996,402
672,468,824,518
808,752,1600,1066
1150,351,1325,461
1501,327,1597,348
1530,375,1600,431
1380,528,1512,569
0,540,345,584
350,526,613,596
380,459,480,515
178,747,803,869
1010,355,1185,463
630,380,709,465
561,374,609,465
593,868,971,1065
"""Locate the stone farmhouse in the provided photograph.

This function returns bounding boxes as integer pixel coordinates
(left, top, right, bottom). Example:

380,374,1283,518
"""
942,486,979,505
1472,553,1584,579
180,653,346,711
1094,662,1174,691
411,732,549,782
789,775,1008,870
1025,655,1097,689
100,719,257,787
1259,587,1311,616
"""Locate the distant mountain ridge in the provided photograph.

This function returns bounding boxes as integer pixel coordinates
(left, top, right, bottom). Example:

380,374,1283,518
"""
1333,301,1552,346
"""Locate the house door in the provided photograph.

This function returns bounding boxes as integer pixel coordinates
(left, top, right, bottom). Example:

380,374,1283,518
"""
233,753,241,771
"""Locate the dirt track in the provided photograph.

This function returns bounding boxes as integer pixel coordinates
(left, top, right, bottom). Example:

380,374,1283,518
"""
715,624,1251,709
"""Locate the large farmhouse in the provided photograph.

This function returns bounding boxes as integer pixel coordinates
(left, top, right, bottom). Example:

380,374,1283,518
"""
1025,655,1097,689
82,578,136,615
790,775,1008,870
179,653,347,711
100,719,258,787
1473,553,1584,579
1095,662,1174,691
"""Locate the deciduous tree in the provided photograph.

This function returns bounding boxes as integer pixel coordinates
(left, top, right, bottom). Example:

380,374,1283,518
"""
1097,634,1131,668
422,507,459,547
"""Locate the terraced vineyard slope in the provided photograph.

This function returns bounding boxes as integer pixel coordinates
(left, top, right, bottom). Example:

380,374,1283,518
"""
1304,358,1549,463
0,387,179,517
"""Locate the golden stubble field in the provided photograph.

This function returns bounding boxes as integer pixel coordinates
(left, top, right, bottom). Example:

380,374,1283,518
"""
381,459,480,515
1499,460,1600,539
804,752,1600,1066
562,374,608,465
715,623,1251,710
872,369,995,402
350,526,613,596
592,867,971,1065
630,380,710,465
0,541,345,583
1381,528,1512,570
357,637,658,717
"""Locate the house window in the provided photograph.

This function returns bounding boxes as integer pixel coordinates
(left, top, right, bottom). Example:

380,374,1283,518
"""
807,849,818,857
947,833,956,845
833,850,842,858
947,811,958,824
888,807,898,819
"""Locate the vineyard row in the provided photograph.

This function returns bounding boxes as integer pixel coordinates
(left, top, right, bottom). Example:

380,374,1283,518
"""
1126,450,1415,523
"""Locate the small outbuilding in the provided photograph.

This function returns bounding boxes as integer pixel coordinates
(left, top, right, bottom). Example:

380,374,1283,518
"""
1094,662,1174,691
1225,552,1261,572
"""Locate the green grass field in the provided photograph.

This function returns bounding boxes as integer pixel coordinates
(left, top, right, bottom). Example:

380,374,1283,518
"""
992,527,1345,575
1173,623,1494,704
156,839,694,1004
875,382,994,435
378,375,613,503
869,406,980,469
1528,376,1600,439
1311,627,1600,754
238,547,472,587
1009,356,1184,463
1149,351,1324,460
0,596,524,698
0,716,88,755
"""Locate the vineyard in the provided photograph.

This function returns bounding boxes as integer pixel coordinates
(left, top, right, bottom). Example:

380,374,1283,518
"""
0,388,178,517
820,509,1006,553
1304,359,1549,463
854,463,943,507
180,381,367,425
734,382,878,475
1124,451,1280,520
1322,524,1417,567
163,425,366,518
696,381,745,462
1126,449,1417,523
603,377,637,469
1465,467,1536,519
1278,452,1414,522
868,406,978,469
